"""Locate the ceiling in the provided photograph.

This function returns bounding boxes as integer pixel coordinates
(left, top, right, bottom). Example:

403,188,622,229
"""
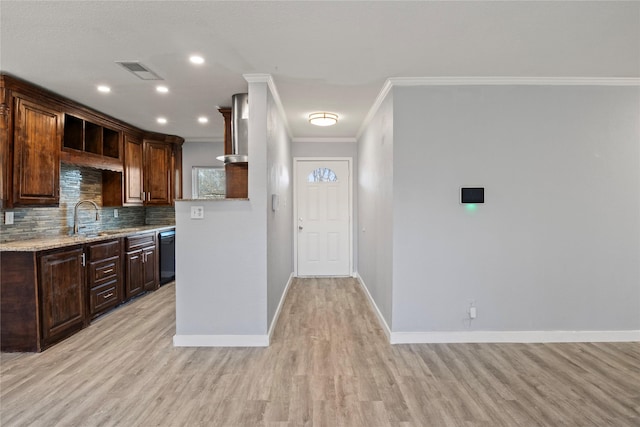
1,1,638,142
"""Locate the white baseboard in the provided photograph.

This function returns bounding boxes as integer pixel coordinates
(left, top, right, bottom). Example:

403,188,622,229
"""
390,330,640,344
354,275,639,344
268,272,294,342
173,334,269,347
355,273,391,340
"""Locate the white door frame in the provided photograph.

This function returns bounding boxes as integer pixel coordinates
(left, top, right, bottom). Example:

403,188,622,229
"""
293,157,353,277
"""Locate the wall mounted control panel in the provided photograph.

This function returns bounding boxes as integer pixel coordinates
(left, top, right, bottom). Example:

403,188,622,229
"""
461,187,484,204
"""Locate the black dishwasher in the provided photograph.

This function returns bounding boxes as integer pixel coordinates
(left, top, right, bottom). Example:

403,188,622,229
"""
158,229,175,285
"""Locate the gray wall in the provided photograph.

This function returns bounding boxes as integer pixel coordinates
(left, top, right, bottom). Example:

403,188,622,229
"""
266,90,294,329
292,140,357,159
357,92,394,327
391,85,640,332
175,79,294,340
181,140,225,198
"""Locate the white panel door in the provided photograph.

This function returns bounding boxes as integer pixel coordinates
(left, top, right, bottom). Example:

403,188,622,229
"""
296,159,351,276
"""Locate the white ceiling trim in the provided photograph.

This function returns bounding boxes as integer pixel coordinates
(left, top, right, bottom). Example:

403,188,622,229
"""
357,76,640,139
292,137,357,144
244,73,293,139
388,76,640,87
184,137,225,144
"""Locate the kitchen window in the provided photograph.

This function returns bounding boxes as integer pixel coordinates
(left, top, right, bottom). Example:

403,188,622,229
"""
192,167,226,199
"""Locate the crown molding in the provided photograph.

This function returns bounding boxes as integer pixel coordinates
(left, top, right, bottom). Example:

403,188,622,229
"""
388,76,640,87
357,76,640,139
183,136,224,144
244,73,293,139
292,137,357,144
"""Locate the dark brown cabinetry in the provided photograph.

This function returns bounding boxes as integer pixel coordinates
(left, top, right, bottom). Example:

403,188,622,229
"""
123,134,144,206
125,232,158,299
1,74,184,208
1,230,165,352
122,136,180,206
87,239,122,318
38,247,86,348
12,96,62,206
61,113,122,171
144,140,172,205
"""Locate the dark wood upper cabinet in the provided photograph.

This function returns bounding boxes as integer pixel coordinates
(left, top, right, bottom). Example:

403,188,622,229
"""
124,134,144,206
144,140,172,205
60,113,123,172
1,74,184,208
172,143,183,201
13,96,61,206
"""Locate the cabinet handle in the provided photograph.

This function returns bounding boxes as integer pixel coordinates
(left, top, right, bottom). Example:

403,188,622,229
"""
103,268,114,274
81,253,86,267
103,293,114,299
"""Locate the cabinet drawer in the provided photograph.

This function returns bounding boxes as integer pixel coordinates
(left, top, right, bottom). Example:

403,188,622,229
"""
89,280,119,315
88,239,120,261
125,233,155,251
89,256,120,284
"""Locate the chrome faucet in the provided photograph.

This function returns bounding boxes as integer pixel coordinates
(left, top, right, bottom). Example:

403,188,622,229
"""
73,200,100,234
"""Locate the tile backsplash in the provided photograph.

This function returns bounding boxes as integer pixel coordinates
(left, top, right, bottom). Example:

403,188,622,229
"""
0,164,175,243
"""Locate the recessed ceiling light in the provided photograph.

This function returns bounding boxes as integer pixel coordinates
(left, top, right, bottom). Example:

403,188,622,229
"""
198,116,209,124
97,85,111,93
157,117,167,124
156,85,169,93
189,55,204,65
309,112,338,126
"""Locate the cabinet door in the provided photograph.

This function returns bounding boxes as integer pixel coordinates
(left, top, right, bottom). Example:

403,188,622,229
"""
13,97,61,206
125,250,145,299
143,246,158,291
39,248,85,346
172,143,183,202
144,141,171,205
124,134,144,206
0,83,10,208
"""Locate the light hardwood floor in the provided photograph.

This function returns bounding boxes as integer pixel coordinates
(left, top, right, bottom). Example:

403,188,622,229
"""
1,277,639,426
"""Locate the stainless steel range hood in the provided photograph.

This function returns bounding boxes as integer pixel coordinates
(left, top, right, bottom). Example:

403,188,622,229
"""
217,93,248,164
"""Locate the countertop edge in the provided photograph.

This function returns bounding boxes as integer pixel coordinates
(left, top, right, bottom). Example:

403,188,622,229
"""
0,225,176,252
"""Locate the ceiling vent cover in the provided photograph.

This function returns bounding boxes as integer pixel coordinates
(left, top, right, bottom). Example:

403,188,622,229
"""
116,61,163,80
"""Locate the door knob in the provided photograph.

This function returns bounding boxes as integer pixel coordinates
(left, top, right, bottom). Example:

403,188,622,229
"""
298,225,303,230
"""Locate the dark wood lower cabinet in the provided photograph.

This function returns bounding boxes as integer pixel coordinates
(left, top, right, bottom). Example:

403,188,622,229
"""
1,252,41,352
39,247,86,347
87,239,122,318
143,246,157,291
125,232,158,298
125,250,145,298
1,231,162,352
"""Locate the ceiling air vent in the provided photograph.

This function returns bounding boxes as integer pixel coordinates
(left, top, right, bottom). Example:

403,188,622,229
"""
115,61,163,80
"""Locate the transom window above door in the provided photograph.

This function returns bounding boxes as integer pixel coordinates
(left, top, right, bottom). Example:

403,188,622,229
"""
307,167,338,183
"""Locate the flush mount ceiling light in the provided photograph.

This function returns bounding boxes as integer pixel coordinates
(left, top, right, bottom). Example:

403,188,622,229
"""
97,85,111,93
156,85,169,93
309,112,338,126
198,116,208,124
157,117,167,124
189,55,205,65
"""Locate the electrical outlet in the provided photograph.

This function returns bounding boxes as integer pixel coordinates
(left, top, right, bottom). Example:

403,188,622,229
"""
469,306,477,319
191,206,204,219
4,211,14,225
114,209,119,218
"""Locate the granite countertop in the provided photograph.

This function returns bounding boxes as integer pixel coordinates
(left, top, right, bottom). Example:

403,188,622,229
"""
0,225,175,252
